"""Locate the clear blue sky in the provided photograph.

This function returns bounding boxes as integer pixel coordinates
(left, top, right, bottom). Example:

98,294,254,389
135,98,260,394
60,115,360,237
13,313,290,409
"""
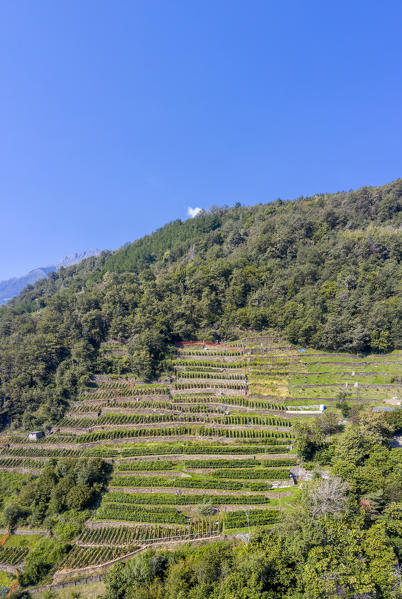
0,1,401,279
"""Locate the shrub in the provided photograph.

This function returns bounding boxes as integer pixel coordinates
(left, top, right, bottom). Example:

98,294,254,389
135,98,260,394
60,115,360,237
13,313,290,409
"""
19,538,70,586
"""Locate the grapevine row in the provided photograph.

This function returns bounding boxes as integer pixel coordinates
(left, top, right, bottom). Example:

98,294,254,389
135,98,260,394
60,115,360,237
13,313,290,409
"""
174,382,246,390
177,350,243,356
0,447,82,458
0,457,45,469
88,443,290,458
78,521,222,546
60,545,137,570
171,360,246,368
110,476,269,491
177,372,245,380
0,547,29,565
76,427,292,443
212,468,290,480
223,509,280,529
59,413,290,428
95,504,189,524
102,492,270,506
183,458,296,468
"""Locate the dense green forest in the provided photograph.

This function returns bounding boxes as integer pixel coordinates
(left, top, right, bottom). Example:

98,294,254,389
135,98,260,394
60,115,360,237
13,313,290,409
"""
0,180,401,429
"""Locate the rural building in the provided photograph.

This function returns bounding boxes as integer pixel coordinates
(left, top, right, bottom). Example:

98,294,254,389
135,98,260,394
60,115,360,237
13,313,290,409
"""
28,431,44,441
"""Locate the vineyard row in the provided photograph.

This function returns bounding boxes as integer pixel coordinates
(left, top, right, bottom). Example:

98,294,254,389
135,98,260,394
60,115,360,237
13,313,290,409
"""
76,427,293,443
78,521,222,546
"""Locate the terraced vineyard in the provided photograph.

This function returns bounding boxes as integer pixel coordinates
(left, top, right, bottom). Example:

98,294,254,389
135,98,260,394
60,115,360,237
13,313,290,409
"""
1,336,400,580
0,546,29,567
78,521,223,545
59,545,140,571
246,337,402,407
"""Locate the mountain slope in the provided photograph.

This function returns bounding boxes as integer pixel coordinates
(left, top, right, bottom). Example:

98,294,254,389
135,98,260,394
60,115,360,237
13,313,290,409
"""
0,266,55,305
0,179,400,428
0,249,102,305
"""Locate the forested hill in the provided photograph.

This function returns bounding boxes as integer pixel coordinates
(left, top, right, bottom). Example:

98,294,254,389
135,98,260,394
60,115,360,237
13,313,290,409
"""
0,179,401,428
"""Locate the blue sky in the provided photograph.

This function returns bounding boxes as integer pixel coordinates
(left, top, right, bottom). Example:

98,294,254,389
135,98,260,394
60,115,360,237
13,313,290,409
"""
0,1,401,279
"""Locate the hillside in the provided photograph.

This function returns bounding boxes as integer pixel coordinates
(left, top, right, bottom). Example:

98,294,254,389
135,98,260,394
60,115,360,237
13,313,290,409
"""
0,265,55,305
0,179,401,429
0,335,400,594
0,177,401,593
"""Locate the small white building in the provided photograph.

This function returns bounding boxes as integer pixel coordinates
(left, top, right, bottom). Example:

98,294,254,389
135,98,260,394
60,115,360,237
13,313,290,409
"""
28,431,44,441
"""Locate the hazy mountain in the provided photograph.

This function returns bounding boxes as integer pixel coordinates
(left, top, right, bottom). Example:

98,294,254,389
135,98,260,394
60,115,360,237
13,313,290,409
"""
0,249,102,305
54,250,103,269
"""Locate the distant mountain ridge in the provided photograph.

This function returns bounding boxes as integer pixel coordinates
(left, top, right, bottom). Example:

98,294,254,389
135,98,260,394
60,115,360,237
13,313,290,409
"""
54,250,102,269
0,249,102,305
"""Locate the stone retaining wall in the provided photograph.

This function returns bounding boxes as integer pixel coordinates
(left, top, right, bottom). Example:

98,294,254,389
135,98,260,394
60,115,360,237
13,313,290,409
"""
31,575,103,595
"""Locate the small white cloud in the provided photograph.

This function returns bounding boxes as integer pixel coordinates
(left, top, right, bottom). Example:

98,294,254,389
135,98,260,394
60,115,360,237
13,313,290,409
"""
187,206,202,218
